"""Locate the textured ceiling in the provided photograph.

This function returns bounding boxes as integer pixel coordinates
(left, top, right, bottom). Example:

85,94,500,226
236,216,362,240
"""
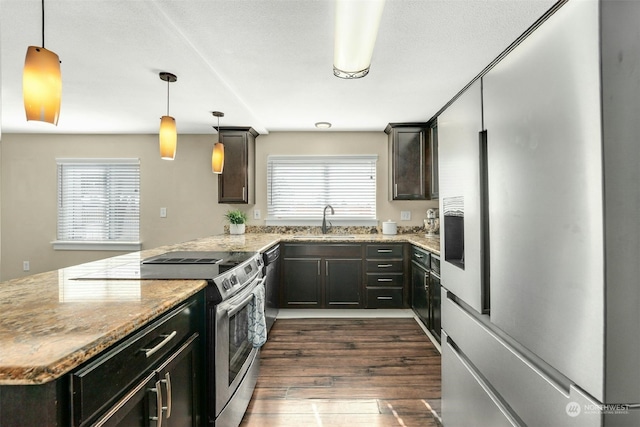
0,0,558,135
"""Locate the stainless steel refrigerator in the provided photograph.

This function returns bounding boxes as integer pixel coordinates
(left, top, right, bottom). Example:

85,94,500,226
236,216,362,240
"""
438,1,640,426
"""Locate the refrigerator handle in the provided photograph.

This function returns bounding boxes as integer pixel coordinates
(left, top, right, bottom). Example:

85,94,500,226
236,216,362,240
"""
479,130,491,314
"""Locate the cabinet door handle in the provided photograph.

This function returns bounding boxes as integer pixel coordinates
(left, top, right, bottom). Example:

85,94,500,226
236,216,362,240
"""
377,296,393,300
150,380,164,427
142,331,177,358
162,372,172,418
317,260,321,276
377,264,393,268
326,261,329,276
377,278,393,282
394,183,398,198
377,249,393,253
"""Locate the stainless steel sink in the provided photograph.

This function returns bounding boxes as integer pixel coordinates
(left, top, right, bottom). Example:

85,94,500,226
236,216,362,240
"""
290,235,356,240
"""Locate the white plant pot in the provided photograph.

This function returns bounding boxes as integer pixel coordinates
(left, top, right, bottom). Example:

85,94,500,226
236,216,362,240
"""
229,223,245,235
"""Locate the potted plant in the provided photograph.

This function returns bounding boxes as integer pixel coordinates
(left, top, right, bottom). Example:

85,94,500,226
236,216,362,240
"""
224,209,248,235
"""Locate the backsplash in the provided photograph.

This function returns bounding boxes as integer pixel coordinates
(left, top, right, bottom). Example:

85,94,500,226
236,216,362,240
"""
224,225,433,235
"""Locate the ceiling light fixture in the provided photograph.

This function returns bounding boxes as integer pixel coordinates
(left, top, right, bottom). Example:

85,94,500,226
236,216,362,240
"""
333,0,385,79
315,122,332,129
158,72,178,160
212,111,225,174
23,0,62,125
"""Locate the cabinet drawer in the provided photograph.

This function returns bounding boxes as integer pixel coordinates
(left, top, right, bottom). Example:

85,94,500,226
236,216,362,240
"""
366,244,403,258
366,287,403,308
366,259,403,272
71,294,202,426
366,273,404,287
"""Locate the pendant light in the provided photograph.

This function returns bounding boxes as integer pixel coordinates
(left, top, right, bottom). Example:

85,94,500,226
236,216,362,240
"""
23,0,62,124
212,111,225,174
158,72,178,160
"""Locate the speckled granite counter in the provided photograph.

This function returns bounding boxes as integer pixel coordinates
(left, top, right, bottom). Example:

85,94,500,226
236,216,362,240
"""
0,232,438,385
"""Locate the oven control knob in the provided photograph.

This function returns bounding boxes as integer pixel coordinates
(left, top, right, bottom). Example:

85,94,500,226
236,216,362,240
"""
222,278,232,290
229,274,239,287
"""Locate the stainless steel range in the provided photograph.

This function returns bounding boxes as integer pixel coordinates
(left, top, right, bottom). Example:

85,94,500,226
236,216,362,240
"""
141,251,265,427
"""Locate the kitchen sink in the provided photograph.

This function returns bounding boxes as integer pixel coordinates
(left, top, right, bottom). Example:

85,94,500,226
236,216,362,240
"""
290,235,356,240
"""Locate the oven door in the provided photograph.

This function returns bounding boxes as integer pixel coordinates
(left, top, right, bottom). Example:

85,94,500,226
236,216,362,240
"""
214,276,266,417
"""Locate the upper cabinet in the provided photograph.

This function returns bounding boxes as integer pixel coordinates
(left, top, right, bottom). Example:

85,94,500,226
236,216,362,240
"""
217,127,258,204
385,122,438,200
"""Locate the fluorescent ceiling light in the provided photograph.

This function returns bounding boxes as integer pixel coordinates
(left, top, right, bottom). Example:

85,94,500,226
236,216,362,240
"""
334,0,386,79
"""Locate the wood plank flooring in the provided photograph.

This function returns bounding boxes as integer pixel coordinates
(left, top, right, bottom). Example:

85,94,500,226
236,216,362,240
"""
240,318,442,427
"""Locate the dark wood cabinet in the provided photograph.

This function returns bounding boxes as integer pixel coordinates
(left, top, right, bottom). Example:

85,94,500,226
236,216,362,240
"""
365,244,408,308
411,245,441,342
282,257,322,307
0,293,205,427
386,122,437,200
281,244,362,308
428,121,439,200
217,127,258,204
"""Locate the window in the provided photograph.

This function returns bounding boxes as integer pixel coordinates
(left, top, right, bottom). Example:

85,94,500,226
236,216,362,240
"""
54,158,141,250
267,155,377,224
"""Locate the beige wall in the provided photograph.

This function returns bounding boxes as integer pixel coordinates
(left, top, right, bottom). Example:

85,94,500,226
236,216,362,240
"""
0,131,436,281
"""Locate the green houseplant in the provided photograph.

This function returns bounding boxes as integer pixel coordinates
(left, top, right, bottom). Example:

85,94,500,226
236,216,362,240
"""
224,209,248,235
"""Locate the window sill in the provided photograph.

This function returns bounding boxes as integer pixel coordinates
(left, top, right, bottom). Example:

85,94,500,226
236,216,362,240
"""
265,219,378,227
52,241,142,251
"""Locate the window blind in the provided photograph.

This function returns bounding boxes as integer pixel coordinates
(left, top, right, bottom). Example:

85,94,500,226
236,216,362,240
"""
267,155,377,219
57,159,140,244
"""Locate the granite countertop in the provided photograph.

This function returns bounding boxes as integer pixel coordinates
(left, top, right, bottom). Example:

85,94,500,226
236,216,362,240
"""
0,232,439,386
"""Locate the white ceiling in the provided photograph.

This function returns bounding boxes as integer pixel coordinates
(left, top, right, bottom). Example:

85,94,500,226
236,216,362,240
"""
0,0,557,135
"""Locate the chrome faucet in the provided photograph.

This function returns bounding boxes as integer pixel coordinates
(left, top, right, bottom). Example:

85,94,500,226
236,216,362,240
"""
321,205,334,234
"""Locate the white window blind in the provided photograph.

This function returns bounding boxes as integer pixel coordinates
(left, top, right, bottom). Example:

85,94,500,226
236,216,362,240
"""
56,159,140,250
267,155,377,220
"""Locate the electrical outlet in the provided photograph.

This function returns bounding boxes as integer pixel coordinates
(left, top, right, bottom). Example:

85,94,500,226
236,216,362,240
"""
400,211,411,221
160,207,167,218
23,261,30,271
253,209,261,220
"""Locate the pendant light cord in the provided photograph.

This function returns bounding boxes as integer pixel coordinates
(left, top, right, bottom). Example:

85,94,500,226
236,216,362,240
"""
217,115,221,143
41,0,45,48
166,79,170,116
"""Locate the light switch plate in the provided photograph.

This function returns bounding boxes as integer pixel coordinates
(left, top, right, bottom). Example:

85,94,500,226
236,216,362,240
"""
253,209,261,220
400,211,411,221
160,207,167,218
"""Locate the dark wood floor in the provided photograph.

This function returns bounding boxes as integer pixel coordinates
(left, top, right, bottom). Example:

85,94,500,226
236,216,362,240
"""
240,317,442,427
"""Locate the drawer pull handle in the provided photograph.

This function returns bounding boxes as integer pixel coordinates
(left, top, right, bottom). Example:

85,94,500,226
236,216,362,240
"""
150,380,164,427
377,296,393,300
377,249,393,253
377,278,393,282
143,331,177,358
377,264,393,268
415,254,423,258
163,372,172,418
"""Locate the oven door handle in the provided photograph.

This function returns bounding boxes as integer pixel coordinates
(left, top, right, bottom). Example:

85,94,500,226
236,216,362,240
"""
226,277,266,317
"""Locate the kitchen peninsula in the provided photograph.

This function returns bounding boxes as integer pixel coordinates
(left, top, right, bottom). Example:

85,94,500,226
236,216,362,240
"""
0,232,439,426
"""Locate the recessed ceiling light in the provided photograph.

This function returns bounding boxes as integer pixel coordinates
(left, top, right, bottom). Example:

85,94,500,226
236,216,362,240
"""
315,122,332,129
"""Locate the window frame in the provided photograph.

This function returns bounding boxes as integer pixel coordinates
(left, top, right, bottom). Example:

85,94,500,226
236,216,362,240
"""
266,154,378,226
53,158,141,251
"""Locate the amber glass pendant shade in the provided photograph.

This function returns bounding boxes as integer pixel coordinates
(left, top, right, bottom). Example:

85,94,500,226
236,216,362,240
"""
212,142,224,174
23,46,61,125
159,115,177,160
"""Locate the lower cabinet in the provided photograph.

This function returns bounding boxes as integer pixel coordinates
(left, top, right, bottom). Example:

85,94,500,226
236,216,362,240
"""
411,245,441,342
96,335,200,427
281,244,362,308
71,293,204,427
365,244,407,308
